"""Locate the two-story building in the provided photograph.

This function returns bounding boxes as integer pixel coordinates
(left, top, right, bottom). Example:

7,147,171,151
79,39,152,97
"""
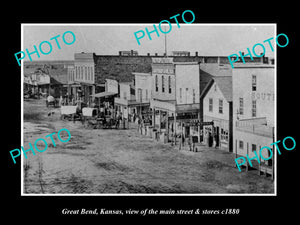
133,72,152,118
114,81,136,121
68,53,96,104
150,57,176,142
150,58,201,143
200,76,233,151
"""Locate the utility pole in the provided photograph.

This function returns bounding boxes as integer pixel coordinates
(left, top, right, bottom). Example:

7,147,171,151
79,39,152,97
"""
164,25,167,57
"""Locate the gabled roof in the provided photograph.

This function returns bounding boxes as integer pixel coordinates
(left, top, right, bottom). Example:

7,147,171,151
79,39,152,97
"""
213,76,232,102
200,76,232,102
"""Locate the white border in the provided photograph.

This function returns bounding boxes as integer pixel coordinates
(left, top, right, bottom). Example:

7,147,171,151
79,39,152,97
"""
21,23,277,196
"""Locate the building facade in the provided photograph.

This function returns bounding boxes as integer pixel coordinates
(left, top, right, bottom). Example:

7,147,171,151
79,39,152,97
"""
232,64,275,169
66,53,96,104
150,58,201,144
150,58,176,141
134,72,152,118
201,76,233,151
114,82,136,121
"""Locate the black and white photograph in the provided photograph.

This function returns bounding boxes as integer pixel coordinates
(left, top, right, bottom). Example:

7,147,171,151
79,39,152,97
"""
3,5,299,221
21,24,276,195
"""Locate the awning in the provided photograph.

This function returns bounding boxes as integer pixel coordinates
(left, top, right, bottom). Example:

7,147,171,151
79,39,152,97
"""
91,91,118,98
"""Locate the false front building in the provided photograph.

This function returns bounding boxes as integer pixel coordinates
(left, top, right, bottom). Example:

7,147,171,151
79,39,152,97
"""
67,53,96,104
150,58,201,144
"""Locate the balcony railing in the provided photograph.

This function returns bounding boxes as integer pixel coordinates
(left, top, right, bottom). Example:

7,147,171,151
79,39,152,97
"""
115,97,150,106
236,120,274,138
136,98,150,103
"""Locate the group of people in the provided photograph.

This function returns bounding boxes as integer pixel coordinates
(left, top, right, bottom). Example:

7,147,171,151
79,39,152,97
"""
136,115,152,134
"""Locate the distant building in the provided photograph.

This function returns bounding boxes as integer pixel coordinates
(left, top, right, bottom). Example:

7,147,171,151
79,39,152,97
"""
24,71,50,95
119,50,138,56
172,51,190,57
105,78,118,94
114,82,136,121
24,63,68,97
72,53,96,103
67,65,75,85
64,51,271,110
134,72,152,116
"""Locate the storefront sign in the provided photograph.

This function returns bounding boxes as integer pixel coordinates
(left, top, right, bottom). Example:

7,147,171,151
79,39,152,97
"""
251,92,274,101
190,120,214,126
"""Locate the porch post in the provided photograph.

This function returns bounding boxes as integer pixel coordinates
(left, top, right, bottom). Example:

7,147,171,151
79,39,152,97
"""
174,111,177,145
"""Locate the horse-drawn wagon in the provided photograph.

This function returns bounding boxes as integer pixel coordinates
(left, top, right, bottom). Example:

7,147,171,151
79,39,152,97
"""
60,105,82,122
81,107,122,129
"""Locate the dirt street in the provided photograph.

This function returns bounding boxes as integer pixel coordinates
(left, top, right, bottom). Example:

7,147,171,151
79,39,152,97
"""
22,99,274,194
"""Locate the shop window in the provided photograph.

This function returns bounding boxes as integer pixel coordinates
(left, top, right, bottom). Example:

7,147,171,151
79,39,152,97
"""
224,131,228,141
221,129,229,142
252,144,256,152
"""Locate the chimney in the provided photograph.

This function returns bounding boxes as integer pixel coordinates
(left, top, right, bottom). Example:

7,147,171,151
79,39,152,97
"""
155,53,158,56
147,53,150,56
195,51,198,56
119,51,122,56
131,50,134,56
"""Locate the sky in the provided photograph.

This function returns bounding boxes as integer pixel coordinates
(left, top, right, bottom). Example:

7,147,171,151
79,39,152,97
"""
22,24,276,61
